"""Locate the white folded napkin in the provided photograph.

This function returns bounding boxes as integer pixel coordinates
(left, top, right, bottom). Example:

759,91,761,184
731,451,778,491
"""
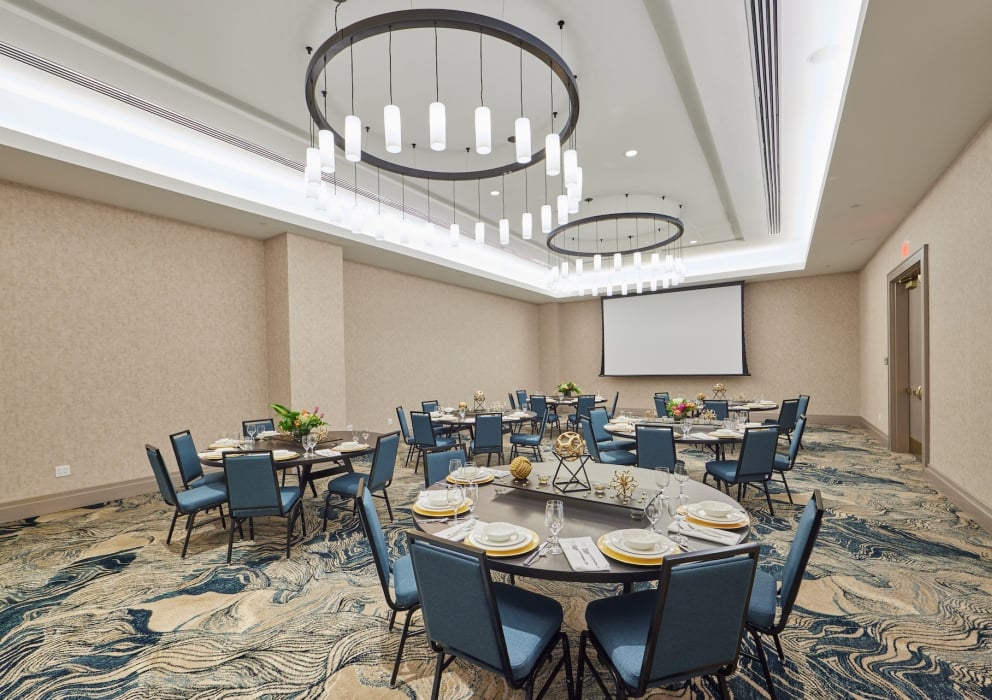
315,448,341,458
436,520,480,542
668,522,742,545
490,469,510,478
560,536,610,571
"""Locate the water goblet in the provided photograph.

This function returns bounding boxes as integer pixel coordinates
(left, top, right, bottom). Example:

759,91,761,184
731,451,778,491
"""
447,484,464,524
668,495,688,547
246,423,257,443
361,427,370,445
682,416,694,439
465,483,479,523
674,462,689,498
345,424,354,442
644,496,661,533
655,467,670,500
449,458,464,480
545,500,564,555
305,433,318,457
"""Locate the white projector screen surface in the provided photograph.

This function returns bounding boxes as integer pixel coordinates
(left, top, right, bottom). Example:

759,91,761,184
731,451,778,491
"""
601,283,747,376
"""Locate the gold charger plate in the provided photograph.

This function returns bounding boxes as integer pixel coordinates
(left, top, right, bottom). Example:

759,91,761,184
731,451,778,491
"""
273,450,299,461
680,507,749,530
596,533,681,566
466,529,539,558
335,443,369,453
411,499,473,517
446,473,495,485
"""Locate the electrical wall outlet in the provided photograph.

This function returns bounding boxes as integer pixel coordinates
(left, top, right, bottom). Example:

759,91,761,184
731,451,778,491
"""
55,464,71,478
386,417,394,426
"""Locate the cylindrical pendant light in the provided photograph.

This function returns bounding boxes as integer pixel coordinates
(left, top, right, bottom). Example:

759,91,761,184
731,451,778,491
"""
475,221,485,245
429,102,446,151
557,194,569,225
318,130,335,173
475,107,492,154
575,258,584,275
499,218,509,245
561,260,569,278
522,212,533,240
384,105,401,153
515,117,531,163
305,147,321,184
574,166,583,200
541,204,552,233
545,134,561,177
315,182,328,211
613,252,623,272
344,115,361,162
567,184,580,213
594,253,602,271
633,251,642,268
450,223,460,247
563,148,578,186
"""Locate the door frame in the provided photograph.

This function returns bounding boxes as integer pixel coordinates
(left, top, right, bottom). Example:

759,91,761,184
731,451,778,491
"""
887,245,929,467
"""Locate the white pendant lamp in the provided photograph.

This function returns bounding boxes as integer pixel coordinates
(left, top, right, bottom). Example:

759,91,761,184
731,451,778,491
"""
499,218,510,245
557,194,569,225
449,223,460,247
305,147,321,185
563,148,578,186
475,106,492,154
545,134,561,176
318,130,335,173
429,101,446,151
383,105,401,154
594,253,602,272
515,117,531,163
541,204,552,233
475,221,485,245
613,252,622,272
344,115,361,162
521,211,533,240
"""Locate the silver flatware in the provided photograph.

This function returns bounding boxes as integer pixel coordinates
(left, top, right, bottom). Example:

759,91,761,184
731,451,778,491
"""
572,544,591,566
524,541,549,566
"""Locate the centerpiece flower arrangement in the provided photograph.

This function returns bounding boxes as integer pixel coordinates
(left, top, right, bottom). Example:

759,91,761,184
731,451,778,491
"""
666,397,698,420
270,403,326,436
556,382,582,397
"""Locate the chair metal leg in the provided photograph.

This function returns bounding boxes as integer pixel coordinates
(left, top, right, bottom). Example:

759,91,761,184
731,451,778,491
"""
226,518,237,563
321,490,333,533
390,608,416,688
772,632,785,660
388,609,397,631
750,629,777,700
430,651,445,700
383,489,394,522
717,673,730,700
180,511,197,558
762,481,775,516
166,509,180,545
779,471,794,503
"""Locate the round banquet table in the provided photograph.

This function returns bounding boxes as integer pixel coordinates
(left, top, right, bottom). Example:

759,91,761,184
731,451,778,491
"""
603,420,746,460
412,461,750,585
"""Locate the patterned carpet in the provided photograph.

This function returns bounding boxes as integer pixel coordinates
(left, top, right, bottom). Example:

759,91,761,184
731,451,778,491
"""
1,425,991,699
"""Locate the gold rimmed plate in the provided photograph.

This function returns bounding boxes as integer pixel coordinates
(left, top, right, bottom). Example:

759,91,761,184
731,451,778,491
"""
597,532,680,566
446,471,495,485
411,499,473,517
467,528,539,558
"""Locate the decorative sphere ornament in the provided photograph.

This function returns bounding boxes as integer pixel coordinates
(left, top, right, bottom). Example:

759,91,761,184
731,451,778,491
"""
509,456,532,480
474,390,486,401
458,401,468,409
554,431,586,461
712,383,727,399
645,409,658,419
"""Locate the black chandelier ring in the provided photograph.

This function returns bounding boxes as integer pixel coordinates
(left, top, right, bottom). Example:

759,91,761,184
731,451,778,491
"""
304,9,580,181
546,212,686,257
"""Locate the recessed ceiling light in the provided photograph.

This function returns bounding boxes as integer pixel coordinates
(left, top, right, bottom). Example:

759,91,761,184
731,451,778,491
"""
689,240,698,245
625,149,638,157
490,190,500,196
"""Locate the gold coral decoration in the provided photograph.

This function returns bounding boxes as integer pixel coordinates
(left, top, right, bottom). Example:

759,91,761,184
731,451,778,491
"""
610,469,639,502
509,456,532,480
554,431,586,461
712,383,727,399
644,409,658,419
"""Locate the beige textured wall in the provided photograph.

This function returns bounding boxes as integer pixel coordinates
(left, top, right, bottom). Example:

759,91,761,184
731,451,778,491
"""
342,261,542,432
860,116,992,505
0,180,269,504
547,275,861,414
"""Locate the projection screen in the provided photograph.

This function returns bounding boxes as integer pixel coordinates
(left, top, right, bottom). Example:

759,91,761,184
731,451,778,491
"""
600,282,748,376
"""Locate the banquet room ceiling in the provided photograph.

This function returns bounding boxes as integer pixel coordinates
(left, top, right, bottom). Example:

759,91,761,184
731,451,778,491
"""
1,0,991,302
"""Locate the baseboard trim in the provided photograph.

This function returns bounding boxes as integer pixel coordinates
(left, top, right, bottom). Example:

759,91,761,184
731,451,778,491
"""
926,464,992,536
0,475,159,524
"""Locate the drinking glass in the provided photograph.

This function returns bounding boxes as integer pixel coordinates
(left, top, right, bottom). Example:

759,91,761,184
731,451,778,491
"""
682,416,694,439
449,458,464,479
361,427,370,445
674,462,689,498
458,407,466,421
465,483,479,523
644,496,661,532
447,484,464,523
545,500,564,554
246,423,257,443
668,495,688,547
305,433,317,457
345,424,354,442
655,467,670,500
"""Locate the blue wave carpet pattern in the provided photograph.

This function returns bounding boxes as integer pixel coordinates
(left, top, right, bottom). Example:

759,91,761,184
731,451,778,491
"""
1,425,991,699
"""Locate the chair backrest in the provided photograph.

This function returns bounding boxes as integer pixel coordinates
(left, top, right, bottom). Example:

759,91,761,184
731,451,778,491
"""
507,392,517,409
474,413,503,449
531,407,549,442
775,490,825,631
635,425,677,470
354,479,396,603
367,431,400,491
407,531,511,678
242,418,274,434
638,544,760,694
395,406,413,442
608,391,620,418
776,399,800,432
736,426,780,479
579,417,603,461
703,400,729,420
424,446,468,487
529,394,549,420
515,390,529,410
410,411,438,448
575,394,596,421
797,394,811,419
169,430,205,487
422,400,439,413
223,451,283,518
589,407,612,443
145,444,179,507
781,415,806,469
653,393,670,416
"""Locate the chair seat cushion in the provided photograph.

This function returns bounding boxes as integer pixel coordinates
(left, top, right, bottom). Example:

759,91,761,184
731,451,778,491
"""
434,436,456,448
599,438,636,451
391,554,419,608
773,453,791,471
279,486,302,511
600,450,638,466
585,588,656,689
747,569,778,630
493,582,563,682
325,471,370,497
189,470,226,488
176,481,228,512
510,433,541,447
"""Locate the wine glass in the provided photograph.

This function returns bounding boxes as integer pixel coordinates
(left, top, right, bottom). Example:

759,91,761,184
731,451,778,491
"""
345,424,354,443
458,406,467,421
447,484,464,524
361,427,370,445
668,495,688,547
674,462,689,498
464,482,479,524
449,458,464,480
644,496,661,533
545,500,564,555
682,416,694,439
246,423,257,443
305,432,317,457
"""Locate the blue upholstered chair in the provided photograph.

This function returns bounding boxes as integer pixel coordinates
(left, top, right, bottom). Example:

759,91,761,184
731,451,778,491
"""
471,413,505,466
764,398,799,442
607,391,620,419
169,430,226,489
797,394,810,420
581,417,637,466
634,424,679,470
421,400,440,413
590,407,636,452
354,479,420,688
747,490,824,698
515,389,529,411
423,446,469,488
242,418,274,436
507,392,517,410
407,531,575,700
529,395,560,437
704,425,780,515
410,411,456,472
322,431,400,530
653,393,670,417
772,415,807,504
510,407,547,460
222,450,305,563
567,394,597,431
703,399,730,420
146,444,228,558
395,406,418,469
577,543,760,699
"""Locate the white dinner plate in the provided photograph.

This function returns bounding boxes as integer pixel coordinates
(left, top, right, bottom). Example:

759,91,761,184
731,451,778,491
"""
606,529,678,557
416,498,459,512
468,527,528,549
687,503,747,525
